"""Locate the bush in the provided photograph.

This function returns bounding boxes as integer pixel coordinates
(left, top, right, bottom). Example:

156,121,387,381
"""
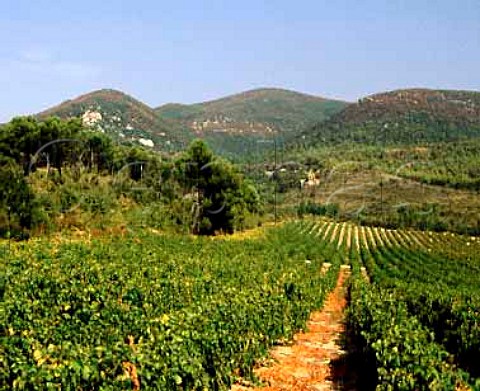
297,201,339,218
0,161,41,237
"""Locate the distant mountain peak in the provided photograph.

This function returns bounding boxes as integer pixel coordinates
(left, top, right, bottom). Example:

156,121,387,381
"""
155,87,349,140
201,87,346,105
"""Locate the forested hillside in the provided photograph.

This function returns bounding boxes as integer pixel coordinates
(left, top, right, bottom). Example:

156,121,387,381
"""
156,88,348,135
300,88,480,145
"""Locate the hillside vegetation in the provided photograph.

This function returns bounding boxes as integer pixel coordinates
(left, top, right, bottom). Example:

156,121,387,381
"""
301,88,480,145
5,86,478,235
156,88,347,133
39,89,193,151
36,87,480,158
0,117,261,238
36,87,347,157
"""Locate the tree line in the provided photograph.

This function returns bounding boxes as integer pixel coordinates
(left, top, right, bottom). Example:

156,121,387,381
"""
0,116,261,238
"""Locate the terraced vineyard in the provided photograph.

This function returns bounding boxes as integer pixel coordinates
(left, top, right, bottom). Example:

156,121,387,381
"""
1,220,479,390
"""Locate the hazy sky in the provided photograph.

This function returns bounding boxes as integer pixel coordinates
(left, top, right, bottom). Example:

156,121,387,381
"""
1,0,479,122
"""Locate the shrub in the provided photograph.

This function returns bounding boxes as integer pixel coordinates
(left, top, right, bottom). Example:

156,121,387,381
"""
0,161,41,237
297,201,339,218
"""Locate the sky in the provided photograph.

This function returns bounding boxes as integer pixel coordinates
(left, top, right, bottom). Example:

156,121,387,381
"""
1,0,479,122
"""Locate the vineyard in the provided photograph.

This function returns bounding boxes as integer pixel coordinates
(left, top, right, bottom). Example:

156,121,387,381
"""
299,219,480,390
1,220,479,390
0,225,342,390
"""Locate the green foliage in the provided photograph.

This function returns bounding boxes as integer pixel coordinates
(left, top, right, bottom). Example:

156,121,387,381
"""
83,132,115,172
156,88,347,135
347,279,469,390
403,291,480,379
0,162,40,237
0,116,85,176
0,116,266,236
176,140,261,234
300,89,480,148
392,139,480,191
371,244,480,379
351,225,480,387
297,202,339,218
301,219,480,388
282,139,480,234
0,223,339,389
156,88,347,157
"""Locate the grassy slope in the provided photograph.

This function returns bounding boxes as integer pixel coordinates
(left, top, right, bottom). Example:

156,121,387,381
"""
273,139,480,234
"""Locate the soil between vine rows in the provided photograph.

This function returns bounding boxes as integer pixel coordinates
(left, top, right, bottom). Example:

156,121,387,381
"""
232,266,354,391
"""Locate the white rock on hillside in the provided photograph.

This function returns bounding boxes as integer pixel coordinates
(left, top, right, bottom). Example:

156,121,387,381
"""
138,138,154,148
82,110,103,127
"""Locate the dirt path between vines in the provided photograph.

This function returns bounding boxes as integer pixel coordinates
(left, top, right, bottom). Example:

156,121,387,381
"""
232,265,353,391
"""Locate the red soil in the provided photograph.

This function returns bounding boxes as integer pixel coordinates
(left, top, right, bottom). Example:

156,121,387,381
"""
232,267,351,391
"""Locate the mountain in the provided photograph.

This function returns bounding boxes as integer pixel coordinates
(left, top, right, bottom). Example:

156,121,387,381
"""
301,88,480,145
156,88,349,137
38,89,193,151
40,87,480,156
37,87,347,157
